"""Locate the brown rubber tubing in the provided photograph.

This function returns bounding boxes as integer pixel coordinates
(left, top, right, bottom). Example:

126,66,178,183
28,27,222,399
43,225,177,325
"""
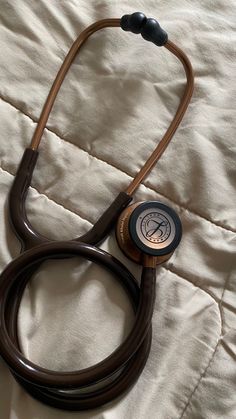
0,242,156,410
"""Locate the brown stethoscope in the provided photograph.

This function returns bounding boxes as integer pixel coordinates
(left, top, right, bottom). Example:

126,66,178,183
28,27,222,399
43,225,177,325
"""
0,13,194,411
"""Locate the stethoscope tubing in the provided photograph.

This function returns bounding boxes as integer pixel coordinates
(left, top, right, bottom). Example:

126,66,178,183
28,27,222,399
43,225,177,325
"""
0,241,155,410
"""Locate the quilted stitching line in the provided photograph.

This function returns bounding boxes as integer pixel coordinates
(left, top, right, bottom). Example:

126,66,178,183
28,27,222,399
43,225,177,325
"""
163,266,223,326
0,165,93,226
0,93,235,234
179,340,221,419
178,272,229,419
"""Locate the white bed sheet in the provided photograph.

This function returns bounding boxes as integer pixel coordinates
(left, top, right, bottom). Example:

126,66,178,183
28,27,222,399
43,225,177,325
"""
0,1,235,418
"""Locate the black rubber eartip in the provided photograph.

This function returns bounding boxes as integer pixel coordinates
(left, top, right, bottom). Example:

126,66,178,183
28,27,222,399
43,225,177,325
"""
120,14,130,32
120,13,168,46
129,12,147,34
120,12,146,33
141,18,168,46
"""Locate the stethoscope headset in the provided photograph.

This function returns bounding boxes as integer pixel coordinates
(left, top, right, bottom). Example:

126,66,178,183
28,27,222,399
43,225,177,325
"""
0,12,194,411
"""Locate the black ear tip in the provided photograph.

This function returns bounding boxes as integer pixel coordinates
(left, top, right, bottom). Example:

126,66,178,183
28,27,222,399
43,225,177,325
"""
120,12,147,33
140,18,159,41
120,13,168,46
120,14,130,31
141,18,168,46
129,12,147,34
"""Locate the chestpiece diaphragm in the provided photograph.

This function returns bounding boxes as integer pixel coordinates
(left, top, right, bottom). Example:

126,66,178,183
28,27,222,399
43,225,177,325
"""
116,201,182,265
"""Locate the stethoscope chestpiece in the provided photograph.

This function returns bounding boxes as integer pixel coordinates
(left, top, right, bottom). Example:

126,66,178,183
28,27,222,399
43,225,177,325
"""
116,201,182,265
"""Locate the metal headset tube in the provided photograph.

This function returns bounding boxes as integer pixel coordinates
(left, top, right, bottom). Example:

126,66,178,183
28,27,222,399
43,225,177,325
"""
0,12,194,411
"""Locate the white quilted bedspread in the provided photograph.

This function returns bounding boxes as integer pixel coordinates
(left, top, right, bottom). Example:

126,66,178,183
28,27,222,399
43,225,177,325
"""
0,1,235,418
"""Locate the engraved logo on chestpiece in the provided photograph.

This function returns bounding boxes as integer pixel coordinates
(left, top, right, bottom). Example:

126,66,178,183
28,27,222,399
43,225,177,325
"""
140,212,171,243
136,208,176,250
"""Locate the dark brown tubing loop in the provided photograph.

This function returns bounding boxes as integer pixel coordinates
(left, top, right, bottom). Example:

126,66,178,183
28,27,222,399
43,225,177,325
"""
1,13,194,411
0,241,156,410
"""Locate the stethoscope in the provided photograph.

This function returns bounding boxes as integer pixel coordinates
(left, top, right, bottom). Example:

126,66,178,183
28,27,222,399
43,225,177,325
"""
0,12,194,411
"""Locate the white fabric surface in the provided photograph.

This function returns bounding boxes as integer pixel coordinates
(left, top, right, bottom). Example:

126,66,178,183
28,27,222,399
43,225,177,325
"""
0,1,235,418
